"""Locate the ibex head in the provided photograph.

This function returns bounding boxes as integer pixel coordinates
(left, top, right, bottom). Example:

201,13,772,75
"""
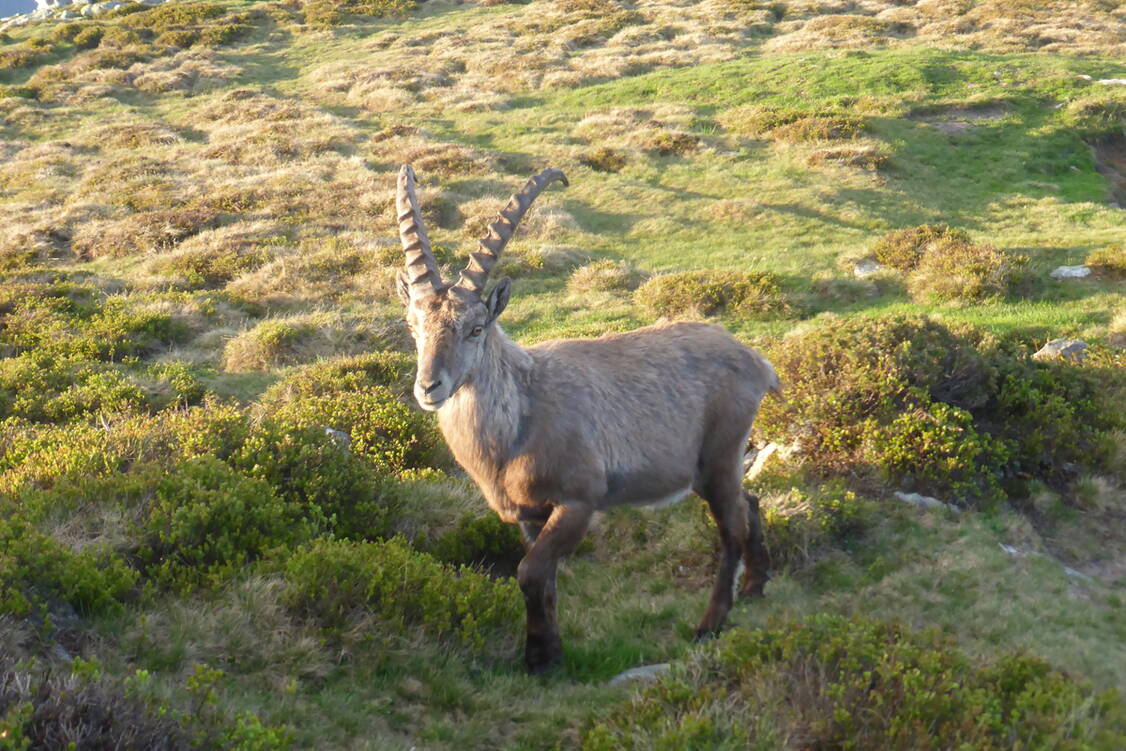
395,164,568,411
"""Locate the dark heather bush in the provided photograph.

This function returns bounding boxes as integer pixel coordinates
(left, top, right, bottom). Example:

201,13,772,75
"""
0,668,192,751
871,223,972,272
284,537,521,653
757,315,1121,502
422,513,525,574
583,614,1126,751
634,270,789,319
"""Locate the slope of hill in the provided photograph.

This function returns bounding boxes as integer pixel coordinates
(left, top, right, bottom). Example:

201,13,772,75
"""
1,1,1124,748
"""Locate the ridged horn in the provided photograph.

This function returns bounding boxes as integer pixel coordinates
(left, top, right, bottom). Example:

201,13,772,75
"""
397,164,442,299
455,168,569,294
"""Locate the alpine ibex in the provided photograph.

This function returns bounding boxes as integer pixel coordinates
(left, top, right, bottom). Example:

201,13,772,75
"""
394,164,779,673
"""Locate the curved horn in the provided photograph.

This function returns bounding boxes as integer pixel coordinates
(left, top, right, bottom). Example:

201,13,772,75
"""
455,168,569,294
397,164,442,298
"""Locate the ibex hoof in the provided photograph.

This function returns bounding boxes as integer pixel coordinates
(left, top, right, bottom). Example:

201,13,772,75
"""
692,627,720,643
524,636,563,675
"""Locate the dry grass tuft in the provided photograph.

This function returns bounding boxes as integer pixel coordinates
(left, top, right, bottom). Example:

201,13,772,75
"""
149,221,289,288
72,209,223,260
567,259,647,294
222,311,408,372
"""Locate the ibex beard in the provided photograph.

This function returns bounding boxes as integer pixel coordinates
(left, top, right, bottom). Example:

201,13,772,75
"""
395,164,780,673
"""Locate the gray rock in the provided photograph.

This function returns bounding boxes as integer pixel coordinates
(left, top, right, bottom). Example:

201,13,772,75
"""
608,663,671,686
324,427,352,450
1032,339,1088,362
853,258,883,278
1097,79,1126,86
1050,265,1091,279
58,9,79,17
894,491,960,513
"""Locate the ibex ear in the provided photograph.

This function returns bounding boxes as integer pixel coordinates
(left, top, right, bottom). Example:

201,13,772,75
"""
486,278,511,323
396,270,411,306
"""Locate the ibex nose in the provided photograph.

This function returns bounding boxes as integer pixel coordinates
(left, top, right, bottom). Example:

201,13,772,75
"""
422,379,444,395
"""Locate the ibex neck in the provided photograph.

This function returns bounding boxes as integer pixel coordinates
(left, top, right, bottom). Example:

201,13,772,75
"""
438,325,532,464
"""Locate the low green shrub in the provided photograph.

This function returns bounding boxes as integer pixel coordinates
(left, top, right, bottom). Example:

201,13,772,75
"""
284,537,521,652
153,245,271,289
0,47,47,71
906,239,1031,304
231,420,393,541
121,2,227,30
757,315,1121,501
761,481,876,569
0,353,149,423
72,26,106,50
1087,243,1125,277
584,614,1126,750
138,456,316,590
256,351,416,408
871,223,971,272
0,512,136,617
262,385,444,475
302,0,416,28
634,270,790,319
155,29,200,48
578,147,628,172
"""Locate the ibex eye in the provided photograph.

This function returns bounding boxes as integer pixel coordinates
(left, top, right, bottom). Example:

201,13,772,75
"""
470,326,483,338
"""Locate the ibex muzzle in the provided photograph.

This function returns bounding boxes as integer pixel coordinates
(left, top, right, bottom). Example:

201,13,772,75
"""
395,165,780,672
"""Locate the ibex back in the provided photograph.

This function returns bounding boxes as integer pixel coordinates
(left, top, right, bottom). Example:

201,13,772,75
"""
394,165,780,673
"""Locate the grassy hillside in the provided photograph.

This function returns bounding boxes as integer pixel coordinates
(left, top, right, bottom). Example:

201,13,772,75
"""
1,0,1124,748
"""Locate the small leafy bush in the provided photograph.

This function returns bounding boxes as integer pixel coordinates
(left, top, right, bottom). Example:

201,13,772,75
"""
1087,243,1125,278
872,223,972,272
267,385,444,474
906,239,1031,303
762,482,876,569
757,315,1121,501
230,421,392,541
634,270,790,318
302,0,416,29
0,47,47,71
284,537,521,652
584,615,1126,750
138,456,316,590
0,512,136,617
72,26,106,50
579,147,628,172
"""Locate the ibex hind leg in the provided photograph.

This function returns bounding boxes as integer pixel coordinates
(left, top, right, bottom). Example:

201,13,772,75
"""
693,473,749,640
740,491,771,598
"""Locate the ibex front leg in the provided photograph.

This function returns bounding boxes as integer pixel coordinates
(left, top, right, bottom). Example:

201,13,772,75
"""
516,502,592,673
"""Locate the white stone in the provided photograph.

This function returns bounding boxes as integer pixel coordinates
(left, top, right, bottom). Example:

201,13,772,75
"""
58,8,79,16
895,491,960,513
745,442,780,479
1097,79,1126,86
1032,339,1088,362
608,663,671,686
1049,265,1091,279
853,258,883,278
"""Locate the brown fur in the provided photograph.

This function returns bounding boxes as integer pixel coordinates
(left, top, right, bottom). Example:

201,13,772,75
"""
396,166,779,672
